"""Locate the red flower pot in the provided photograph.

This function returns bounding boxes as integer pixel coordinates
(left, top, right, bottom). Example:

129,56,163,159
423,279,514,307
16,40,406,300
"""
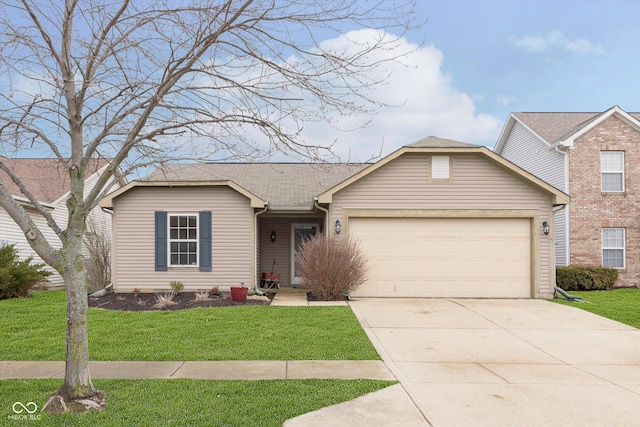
230,287,248,302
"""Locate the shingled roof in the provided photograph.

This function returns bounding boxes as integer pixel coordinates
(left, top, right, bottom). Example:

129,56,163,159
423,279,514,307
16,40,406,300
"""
146,162,370,209
0,157,110,203
406,136,479,149
511,111,640,144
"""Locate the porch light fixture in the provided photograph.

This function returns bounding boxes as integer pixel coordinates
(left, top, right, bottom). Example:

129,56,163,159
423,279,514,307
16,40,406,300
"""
271,230,276,243
334,219,342,235
542,220,550,236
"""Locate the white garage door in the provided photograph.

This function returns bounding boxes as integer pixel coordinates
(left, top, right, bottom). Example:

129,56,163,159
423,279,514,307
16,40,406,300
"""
349,217,531,298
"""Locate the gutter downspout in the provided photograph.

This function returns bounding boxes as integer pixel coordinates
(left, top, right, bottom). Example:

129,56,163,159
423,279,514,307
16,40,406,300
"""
314,198,329,238
253,203,269,296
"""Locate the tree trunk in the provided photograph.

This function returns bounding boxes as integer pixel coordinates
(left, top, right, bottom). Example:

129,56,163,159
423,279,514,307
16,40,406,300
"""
42,234,105,413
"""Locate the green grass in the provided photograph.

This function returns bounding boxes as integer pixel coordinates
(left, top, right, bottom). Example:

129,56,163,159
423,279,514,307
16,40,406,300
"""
0,291,379,361
1,378,394,426
553,288,640,329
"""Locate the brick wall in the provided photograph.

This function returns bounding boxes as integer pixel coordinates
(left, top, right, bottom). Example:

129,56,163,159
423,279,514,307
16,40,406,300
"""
569,115,640,287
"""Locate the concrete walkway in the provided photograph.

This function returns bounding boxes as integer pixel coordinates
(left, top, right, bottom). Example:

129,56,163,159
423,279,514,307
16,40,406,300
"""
349,298,640,427
0,360,393,381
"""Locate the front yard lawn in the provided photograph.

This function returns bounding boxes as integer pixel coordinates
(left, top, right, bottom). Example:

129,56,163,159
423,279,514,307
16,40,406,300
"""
553,288,640,329
0,291,379,361
1,378,394,426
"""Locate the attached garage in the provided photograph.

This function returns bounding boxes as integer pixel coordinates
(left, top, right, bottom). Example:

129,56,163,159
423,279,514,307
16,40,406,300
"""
348,216,532,298
318,137,570,299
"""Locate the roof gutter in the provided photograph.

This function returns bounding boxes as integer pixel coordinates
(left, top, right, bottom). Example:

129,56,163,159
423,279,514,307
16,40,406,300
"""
264,205,315,212
547,140,572,151
313,198,329,239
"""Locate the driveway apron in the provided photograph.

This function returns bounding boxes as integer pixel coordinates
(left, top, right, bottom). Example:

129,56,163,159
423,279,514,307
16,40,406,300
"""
349,298,640,427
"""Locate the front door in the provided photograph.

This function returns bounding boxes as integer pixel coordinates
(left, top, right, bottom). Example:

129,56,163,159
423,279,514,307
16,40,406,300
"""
291,223,319,285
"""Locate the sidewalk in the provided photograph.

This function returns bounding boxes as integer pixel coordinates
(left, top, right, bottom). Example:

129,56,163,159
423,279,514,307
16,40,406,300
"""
2,291,429,426
0,360,394,380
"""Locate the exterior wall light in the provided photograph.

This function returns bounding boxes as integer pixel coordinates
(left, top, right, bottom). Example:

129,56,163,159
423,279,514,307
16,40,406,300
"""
542,220,550,236
271,230,276,243
334,219,342,235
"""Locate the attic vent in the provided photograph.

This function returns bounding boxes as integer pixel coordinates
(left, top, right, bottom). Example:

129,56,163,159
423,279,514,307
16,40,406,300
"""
431,156,450,180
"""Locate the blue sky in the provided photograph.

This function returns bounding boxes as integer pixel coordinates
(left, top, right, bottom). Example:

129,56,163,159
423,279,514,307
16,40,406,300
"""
304,0,640,160
3,1,639,164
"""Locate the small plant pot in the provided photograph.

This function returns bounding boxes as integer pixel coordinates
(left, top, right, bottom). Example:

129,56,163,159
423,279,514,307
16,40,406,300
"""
230,287,248,302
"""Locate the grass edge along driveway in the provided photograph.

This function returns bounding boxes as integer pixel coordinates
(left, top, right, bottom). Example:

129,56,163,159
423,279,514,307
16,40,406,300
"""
552,288,640,329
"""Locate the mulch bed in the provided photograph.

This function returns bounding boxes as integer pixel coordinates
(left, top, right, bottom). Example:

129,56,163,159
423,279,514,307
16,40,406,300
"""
88,291,273,311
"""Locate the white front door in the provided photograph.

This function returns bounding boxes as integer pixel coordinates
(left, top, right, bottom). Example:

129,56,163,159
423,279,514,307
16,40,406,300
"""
291,223,319,285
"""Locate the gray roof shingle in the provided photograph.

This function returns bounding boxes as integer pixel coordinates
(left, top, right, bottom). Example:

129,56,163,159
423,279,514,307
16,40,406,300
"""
145,136,481,208
146,163,370,208
512,111,640,143
406,136,479,149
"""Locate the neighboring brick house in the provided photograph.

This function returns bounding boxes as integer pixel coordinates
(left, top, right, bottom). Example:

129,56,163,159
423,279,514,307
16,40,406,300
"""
495,106,639,287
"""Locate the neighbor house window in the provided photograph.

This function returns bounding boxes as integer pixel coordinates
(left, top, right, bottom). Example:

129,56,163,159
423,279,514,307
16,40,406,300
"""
169,214,198,266
431,156,451,180
601,151,624,192
602,228,625,268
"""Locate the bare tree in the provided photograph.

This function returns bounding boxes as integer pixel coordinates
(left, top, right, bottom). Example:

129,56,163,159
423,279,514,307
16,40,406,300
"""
0,0,416,413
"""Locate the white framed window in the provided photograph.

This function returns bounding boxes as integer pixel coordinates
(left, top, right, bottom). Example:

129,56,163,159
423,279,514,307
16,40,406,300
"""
602,228,625,269
601,151,624,192
431,156,451,180
169,214,198,266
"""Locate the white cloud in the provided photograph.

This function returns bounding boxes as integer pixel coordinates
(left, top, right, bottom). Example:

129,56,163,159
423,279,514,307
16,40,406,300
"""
295,30,502,161
511,31,604,55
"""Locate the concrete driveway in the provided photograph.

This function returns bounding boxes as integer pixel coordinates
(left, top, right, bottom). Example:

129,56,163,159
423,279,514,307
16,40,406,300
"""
349,298,640,427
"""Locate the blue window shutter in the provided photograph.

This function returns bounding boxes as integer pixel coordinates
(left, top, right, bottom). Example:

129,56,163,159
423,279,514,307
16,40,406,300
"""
199,211,212,272
155,211,168,271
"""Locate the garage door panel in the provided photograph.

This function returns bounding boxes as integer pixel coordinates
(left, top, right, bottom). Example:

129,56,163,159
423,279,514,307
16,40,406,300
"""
350,217,531,298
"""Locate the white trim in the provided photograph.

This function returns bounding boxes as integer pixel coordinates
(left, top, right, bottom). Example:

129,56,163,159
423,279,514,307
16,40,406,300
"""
168,213,199,268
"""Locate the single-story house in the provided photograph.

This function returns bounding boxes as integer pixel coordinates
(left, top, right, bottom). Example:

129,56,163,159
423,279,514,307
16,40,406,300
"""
99,137,570,298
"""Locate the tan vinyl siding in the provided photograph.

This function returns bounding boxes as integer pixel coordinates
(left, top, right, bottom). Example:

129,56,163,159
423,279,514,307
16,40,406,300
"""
332,153,555,296
259,218,292,287
113,186,252,292
259,216,323,287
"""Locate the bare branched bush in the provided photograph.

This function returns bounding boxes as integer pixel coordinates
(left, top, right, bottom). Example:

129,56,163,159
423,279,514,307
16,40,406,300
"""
152,292,178,309
296,233,368,300
84,219,111,292
195,291,209,301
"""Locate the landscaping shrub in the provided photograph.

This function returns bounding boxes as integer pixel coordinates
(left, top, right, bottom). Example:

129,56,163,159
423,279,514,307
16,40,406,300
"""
0,244,51,299
296,232,368,300
556,266,618,291
83,218,111,291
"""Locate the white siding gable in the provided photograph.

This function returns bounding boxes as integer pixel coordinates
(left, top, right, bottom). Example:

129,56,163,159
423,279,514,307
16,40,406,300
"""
501,121,567,192
499,120,568,267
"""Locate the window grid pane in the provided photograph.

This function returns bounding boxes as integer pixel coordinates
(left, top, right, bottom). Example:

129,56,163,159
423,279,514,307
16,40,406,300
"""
602,174,623,192
601,152,623,172
602,228,625,268
169,215,198,266
601,152,624,192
